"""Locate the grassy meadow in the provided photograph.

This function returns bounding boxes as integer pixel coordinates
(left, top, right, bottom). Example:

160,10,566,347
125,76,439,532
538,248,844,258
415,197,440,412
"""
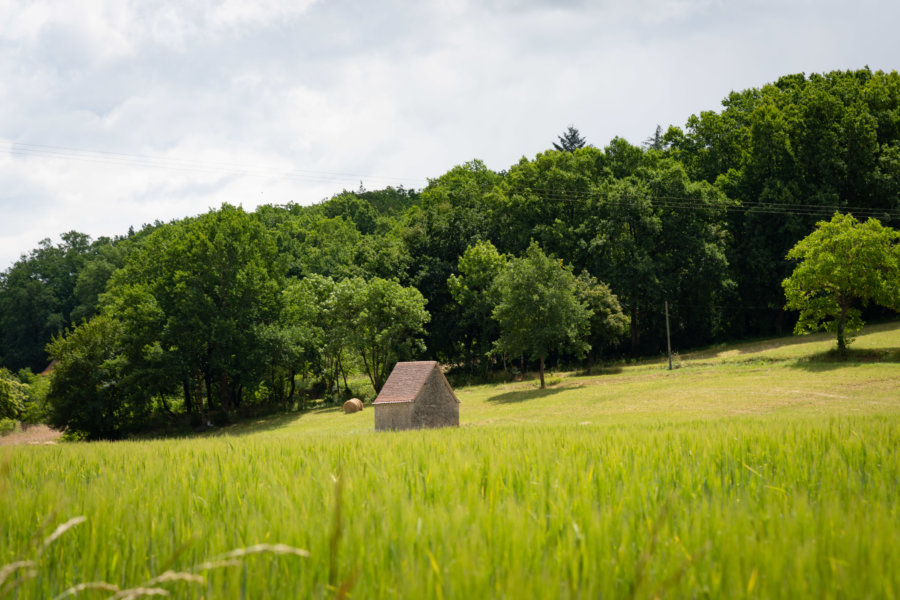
2,323,900,598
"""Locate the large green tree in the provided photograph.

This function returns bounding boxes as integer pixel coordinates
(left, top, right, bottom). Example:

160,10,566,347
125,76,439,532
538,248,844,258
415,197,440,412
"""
492,242,591,388
782,213,900,350
45,315,140,439
348,277,430,393
406,160,503,363
324,276,367,395
573,271,629,365
497,146,606,259
578,155,733,353
0,232,93,371
263,277,329,408
102,204,284,422
447,240,508,375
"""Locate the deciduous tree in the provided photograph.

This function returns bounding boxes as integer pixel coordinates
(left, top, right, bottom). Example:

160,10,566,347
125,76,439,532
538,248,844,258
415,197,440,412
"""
0,232,93,371
45,315,140,439
492,242,590,388
573,271,628,366
782,213,900,350
447,240,508,374
348,278,430,392
103,204,284,421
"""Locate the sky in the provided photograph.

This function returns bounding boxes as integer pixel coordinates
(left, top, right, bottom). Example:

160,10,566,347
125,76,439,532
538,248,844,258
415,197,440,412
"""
1,0,898,270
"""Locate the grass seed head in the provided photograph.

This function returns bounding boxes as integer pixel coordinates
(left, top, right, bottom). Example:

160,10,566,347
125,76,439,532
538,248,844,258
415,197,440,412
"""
50,581,120,600
0,561,36,588
193,559,242,572
41,517,86,552
216,544,311,560
145,571,205,586
110,586,170,599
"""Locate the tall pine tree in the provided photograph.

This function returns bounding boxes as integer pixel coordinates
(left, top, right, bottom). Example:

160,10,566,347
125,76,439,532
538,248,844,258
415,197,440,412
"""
553,125,587,152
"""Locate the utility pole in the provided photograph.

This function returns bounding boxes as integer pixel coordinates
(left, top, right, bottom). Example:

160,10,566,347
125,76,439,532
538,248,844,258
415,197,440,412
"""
665,301,673,370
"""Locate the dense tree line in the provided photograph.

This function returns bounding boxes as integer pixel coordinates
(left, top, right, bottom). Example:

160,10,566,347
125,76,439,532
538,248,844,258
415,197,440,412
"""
1,68,899,438
665,69,900,335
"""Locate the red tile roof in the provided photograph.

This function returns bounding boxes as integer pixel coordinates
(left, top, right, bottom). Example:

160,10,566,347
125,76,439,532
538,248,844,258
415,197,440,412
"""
373,361,439,404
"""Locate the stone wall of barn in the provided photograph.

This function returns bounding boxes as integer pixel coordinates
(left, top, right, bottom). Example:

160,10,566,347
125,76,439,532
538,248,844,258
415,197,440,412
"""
410,370,459,429
374,402,412,431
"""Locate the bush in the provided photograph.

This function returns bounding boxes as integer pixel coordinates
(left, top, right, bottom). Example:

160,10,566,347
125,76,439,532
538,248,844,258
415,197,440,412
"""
0,369,27,420
20,371,50,424
0,417,20,436
46,316,148,440
349,380,376,403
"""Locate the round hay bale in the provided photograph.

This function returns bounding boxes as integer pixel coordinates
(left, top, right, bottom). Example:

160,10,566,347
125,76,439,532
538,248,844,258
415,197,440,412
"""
343,398,364,414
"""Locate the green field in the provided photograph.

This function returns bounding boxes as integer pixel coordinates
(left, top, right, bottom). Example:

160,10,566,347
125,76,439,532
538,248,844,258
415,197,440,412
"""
3,324,900,598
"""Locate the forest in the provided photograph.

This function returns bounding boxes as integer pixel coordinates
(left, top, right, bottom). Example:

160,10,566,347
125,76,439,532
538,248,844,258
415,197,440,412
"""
2,68,900,439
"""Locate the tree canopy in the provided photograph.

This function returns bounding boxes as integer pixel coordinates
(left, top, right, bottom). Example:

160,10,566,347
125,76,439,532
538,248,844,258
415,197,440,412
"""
667,68,900,336
447,241,508,375
492,242,591,388
782,213,900,350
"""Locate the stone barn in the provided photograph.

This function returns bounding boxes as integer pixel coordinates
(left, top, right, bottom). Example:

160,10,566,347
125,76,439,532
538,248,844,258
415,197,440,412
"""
373,361,459,431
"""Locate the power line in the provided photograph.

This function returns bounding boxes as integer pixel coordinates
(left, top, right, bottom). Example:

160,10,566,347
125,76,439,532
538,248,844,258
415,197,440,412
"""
498,185,900,220
2,137,896,220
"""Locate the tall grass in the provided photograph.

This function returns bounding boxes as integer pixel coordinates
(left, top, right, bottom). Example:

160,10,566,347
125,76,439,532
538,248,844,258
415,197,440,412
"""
2,323,899,598
3,417,899,598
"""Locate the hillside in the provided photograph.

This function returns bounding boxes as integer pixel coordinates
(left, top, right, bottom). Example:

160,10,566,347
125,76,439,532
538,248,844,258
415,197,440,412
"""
2,323,899,598
205,321,900,438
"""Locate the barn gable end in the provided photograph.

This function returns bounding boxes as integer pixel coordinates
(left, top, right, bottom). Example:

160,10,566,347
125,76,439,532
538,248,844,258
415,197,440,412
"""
373,361,459,431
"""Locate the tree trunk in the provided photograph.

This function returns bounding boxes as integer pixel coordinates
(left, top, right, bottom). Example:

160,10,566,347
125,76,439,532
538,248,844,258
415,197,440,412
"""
203,371,213,425
158,395,176,419
837,310,847,352
539,355,545,388
287,369,296,410
340,361,350,393
360,351,377,394
837,319,846,351
182,379,193,416
219,372,232,417
198,375,209,428
325,355,337,394
836,298,852,353
630,305,640,355
481,316,491,378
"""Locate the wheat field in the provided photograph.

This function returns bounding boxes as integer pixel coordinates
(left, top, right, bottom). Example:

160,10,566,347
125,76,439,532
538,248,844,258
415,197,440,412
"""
2,323,899,598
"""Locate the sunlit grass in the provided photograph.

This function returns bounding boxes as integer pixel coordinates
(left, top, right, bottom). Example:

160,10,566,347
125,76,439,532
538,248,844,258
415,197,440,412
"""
2,322,899,598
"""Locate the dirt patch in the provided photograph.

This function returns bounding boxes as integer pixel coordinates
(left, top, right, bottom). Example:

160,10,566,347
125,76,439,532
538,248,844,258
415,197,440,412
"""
0,425,63,446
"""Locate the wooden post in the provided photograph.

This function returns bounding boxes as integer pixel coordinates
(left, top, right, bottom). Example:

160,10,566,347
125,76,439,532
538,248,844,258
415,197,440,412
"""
665,301,673,370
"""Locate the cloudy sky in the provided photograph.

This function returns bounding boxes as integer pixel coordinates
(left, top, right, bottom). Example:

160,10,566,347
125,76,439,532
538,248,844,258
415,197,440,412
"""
1,0,897,269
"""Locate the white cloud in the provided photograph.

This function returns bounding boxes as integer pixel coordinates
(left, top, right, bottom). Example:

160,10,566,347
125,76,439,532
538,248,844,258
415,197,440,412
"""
1,0,898,268
0,0,320,59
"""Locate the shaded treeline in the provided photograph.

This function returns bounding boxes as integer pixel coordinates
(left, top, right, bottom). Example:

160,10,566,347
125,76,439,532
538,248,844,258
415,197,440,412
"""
2,69,900,437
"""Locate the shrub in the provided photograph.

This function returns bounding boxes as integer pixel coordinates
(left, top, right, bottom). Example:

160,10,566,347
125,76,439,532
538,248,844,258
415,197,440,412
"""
0,417,20,436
